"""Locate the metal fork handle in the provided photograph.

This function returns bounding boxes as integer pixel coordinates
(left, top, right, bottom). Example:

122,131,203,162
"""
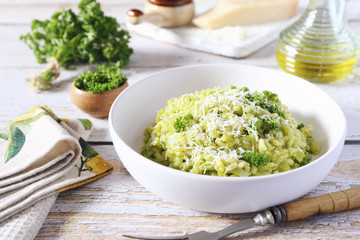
123,234,188,240
211,219,256,239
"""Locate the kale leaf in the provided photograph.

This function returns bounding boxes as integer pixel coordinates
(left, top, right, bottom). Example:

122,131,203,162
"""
299,152,312,166
174,114,194,133
20,0,133,69
241,152,270,168
297,123,305,130
263,90,280,102
253,117,280,134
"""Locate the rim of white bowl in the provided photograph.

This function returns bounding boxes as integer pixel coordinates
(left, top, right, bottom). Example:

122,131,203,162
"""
109,63,347,182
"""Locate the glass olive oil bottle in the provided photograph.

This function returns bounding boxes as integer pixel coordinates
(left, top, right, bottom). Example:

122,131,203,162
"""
276,0,359,83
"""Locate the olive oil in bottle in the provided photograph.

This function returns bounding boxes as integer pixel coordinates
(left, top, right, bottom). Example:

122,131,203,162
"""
276,0,359,83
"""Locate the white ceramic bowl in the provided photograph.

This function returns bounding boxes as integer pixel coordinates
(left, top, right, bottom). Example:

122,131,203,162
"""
109,64,346,213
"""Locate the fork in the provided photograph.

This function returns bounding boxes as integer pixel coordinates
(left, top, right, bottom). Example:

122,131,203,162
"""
123,186,360,240
123,216,266,240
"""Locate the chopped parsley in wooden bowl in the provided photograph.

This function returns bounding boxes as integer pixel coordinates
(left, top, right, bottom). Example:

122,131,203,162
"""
70,64,128,118
74,64,127,94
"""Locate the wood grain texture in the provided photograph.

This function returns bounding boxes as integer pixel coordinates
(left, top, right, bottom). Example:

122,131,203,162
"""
0,0,359,239
36,145,360,239
0,26,360,141
284,187,360,221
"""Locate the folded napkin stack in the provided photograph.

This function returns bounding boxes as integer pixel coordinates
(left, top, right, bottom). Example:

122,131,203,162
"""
0,106,112,239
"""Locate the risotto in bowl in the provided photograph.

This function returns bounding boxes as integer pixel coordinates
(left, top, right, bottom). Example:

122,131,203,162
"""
109,64,346,213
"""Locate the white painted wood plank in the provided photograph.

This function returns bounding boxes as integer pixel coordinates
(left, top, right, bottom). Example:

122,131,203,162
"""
1,20,359,69
0,0,359,238
1,64,360,142
0,0,142,24
0,0,359,25
0,1,359,142
36,144,360,239
1,65,360,142
1,24,282,68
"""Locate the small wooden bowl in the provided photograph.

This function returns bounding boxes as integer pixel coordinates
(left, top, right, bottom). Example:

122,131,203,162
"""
70,82,128,118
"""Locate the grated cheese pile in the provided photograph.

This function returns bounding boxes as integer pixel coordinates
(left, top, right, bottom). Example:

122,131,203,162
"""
141,86,320,177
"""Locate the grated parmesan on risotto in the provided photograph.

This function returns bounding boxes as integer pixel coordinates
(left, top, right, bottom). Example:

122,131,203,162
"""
141,86,320,177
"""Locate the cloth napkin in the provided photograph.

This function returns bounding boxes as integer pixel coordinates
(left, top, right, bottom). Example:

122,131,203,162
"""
0,106,112,239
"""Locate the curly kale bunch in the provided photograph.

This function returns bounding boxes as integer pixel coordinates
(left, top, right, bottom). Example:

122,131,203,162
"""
74,63,127,94
76,0,133,67
20,0,132,91
21,0,132,69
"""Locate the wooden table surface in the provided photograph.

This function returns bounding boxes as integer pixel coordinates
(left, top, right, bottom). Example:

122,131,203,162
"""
1,0,360,239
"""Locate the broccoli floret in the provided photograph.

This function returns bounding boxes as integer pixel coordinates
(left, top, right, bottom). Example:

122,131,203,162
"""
241,152,270,168
244,90,285,118
174,118,185,133
245,93,261,102
299,152,312,166
255,102,285,118
297,123,305,130
174,114,194,133
252,117,279,134
240,86,249,92
183,113,194,121
263,90,280,102
263,118,279,132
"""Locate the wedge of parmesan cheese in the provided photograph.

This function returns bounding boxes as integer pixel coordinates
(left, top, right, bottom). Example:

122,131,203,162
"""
193,0,299,29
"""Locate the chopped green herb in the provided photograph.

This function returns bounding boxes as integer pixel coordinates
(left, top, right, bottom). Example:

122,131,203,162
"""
263,118,279,132
244,90,285,118
184,113,194,121
263,90,280,102
240,87,249,92
74,63,127,93
174,118,186,133
241,152,270,168
297,123,305,130
255,102,285,118
174,114,194,133
245,93,261,102
230,85,236,89
267,104,285,118
252,117,279,134
299,152,312,166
